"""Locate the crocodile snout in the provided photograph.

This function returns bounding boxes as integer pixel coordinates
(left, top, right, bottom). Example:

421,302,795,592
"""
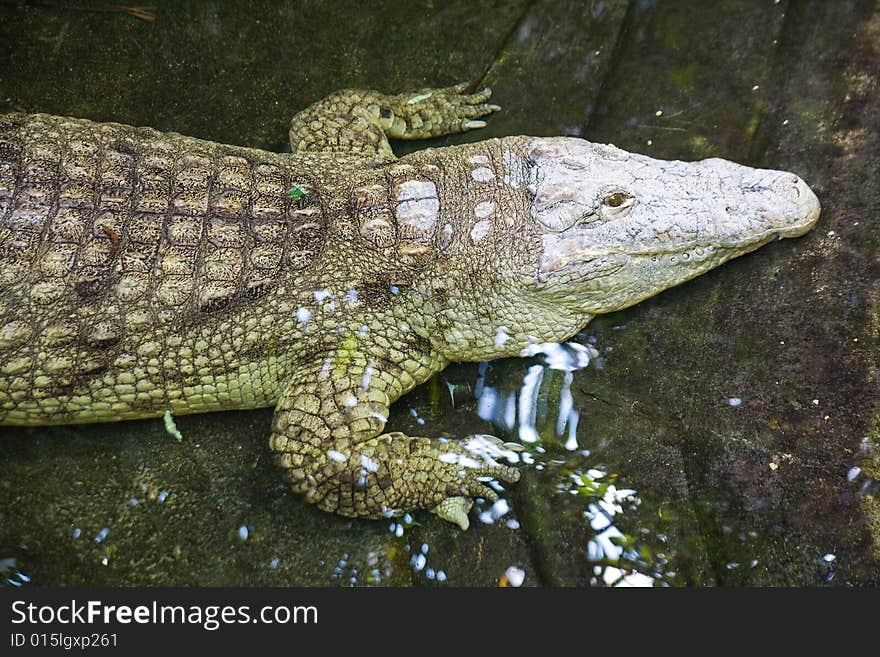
728,164,821,241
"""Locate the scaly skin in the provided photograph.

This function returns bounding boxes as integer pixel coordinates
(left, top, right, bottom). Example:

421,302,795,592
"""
0,84,820,529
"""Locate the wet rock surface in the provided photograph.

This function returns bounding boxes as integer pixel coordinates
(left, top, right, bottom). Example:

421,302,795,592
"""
1,0,878,586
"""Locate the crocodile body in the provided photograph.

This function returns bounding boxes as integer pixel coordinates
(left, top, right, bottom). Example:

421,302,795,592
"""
0,85,820,528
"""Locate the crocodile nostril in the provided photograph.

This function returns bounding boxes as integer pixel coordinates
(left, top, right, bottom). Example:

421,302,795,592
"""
776,174,803,202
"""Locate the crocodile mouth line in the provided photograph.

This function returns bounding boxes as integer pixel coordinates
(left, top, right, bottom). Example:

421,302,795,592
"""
542,230,787,278
557,217,816,262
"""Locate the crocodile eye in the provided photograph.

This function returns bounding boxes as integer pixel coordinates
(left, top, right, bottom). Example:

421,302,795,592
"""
602,192,630,207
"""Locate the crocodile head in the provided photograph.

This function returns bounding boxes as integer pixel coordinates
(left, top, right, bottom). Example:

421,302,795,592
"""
518,137,820,314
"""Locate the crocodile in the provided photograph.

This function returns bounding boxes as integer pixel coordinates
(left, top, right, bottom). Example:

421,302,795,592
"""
0,83,820,529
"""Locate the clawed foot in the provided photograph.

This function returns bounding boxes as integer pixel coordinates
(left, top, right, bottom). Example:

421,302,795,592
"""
430,434,522,530
382,82,501,139
424,82,501,132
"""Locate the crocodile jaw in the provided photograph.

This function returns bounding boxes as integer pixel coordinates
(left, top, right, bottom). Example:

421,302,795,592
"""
523,137,821,314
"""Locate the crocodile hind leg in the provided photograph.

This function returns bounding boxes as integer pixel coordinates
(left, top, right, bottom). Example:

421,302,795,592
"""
289,82,500,157
269,345,519,529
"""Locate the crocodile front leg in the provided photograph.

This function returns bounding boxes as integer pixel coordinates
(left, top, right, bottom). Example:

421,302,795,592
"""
269,343,519,529
289,82,500,157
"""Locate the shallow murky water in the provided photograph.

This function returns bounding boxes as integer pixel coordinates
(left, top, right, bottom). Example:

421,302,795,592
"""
1,0,878,586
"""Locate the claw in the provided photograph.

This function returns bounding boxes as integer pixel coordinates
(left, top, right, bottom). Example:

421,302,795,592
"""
432,496,473,530
463,120,487,130
473,433,503,445
464,104,500,118
468,87,493,103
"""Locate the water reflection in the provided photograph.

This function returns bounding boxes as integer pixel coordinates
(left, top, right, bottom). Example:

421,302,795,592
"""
563,469,659,587
477,342,596,449
1,558,31,588
323,546,400,586
850,436,880,496
398,339,681,586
